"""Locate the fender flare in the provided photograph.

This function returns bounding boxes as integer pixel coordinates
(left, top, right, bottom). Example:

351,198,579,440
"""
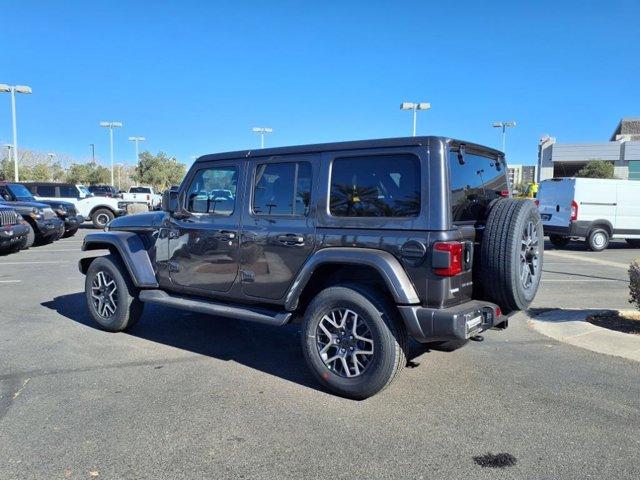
79,231,158,288
284,247,420,311
589,219,613,234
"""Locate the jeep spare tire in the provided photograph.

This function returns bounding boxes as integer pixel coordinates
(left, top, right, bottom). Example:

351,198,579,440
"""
480,198,543,314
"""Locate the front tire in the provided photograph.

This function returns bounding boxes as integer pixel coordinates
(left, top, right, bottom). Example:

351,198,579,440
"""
63,226,79,238
85,254,143,331
23,223,35,249
587,228,609,252
92,208,114,229
301,285,407,400
549,234,570,248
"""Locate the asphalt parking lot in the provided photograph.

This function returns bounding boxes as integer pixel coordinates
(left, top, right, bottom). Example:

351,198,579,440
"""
1,229,639,479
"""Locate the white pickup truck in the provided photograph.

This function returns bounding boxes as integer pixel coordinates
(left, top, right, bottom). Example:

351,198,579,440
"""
120,186,162,210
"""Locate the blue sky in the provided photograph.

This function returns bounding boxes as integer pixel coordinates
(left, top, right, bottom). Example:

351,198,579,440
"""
1,0,639,168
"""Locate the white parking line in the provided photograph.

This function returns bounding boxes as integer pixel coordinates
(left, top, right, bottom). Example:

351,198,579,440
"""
544,250,630,269
22,249,79,252
541,279,620,282
0,261,70,265
0,279,21,283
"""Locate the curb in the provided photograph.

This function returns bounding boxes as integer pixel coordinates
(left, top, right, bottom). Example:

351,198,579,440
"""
527,309,640,362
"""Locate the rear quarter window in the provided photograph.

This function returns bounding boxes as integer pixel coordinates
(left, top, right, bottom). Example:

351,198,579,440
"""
449,151,507,223
329,154,420,217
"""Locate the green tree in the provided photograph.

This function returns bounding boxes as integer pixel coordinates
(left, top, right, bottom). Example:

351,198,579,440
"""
66,163,111,185
132,151,186,191
576,160,615,179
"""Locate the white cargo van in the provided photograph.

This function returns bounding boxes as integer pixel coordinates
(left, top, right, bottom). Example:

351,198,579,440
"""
537,178,640,251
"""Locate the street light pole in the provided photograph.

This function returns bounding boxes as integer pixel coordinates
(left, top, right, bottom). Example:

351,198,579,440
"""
252,127,273,148
492,121,516,155
89,143,95,163
0,84,33,181
100,121,123,186
128,136,145,187
400,102,430,137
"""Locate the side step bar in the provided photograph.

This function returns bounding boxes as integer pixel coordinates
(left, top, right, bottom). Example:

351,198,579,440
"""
139,290,292,326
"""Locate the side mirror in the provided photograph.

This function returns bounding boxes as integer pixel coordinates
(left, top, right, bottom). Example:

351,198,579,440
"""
162,190,179,213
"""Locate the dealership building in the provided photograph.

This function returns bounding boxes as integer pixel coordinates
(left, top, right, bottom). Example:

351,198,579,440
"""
538,118,640,181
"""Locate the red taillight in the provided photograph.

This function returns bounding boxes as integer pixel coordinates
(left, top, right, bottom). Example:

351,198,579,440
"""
500,190,510,197
146,194,150,201
570,200,578,221
534,200,539,207
496,307,502,317
433,241,463,277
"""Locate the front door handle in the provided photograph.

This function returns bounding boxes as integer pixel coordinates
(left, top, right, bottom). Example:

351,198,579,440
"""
277,233,305,245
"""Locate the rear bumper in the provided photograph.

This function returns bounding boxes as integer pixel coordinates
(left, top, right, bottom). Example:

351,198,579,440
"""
543,220,591,238
398,300,506,343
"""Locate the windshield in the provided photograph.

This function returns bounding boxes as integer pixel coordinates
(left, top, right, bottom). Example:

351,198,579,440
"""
77,185,92,197
8,184,36,201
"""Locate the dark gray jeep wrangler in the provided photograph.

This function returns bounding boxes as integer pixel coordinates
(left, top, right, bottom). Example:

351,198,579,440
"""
79,137,543,399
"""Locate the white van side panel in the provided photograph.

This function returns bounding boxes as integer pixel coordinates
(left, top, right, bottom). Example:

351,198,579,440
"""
538,179,574,228
574,179,617,227
615,181,640,239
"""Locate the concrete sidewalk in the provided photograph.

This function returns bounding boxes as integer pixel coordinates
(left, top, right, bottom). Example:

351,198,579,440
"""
528,309,640,362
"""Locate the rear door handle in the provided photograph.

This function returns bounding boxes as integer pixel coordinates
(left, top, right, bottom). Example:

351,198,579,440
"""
277,234,305,245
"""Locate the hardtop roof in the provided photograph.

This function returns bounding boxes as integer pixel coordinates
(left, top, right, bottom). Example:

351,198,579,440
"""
196,136,503,163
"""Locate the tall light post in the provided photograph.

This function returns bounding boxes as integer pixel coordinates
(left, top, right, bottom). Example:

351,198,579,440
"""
252,127,273,148
492,121,516,155
47,153,56,180
400,102,430,137
89,143,96,163
99,121,123,186
0,84,33,181
128,136,145,187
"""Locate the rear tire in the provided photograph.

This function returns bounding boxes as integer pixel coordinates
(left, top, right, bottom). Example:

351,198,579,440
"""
587,228,609,252
85,254,143,332
625,239,640,248
301,285,407,400
480,199,544,314
549,234,570,248
92,208,114,229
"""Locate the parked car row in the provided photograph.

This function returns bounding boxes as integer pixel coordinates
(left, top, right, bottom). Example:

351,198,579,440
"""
88,184,162,210
0,179,168,255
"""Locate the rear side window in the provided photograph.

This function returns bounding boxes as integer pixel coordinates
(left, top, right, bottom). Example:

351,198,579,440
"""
37,185,56,197
59,185,77,197
253,162,312,216
449,151,507,222
330,154,420,217
129,187,151,193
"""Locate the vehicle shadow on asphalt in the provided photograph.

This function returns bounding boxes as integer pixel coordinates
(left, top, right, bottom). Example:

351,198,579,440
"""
42,292,436,395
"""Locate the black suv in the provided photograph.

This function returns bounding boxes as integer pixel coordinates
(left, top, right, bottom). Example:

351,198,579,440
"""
79,137,543,399
0,182,64,247
0,205,29,253
0,182,83,239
